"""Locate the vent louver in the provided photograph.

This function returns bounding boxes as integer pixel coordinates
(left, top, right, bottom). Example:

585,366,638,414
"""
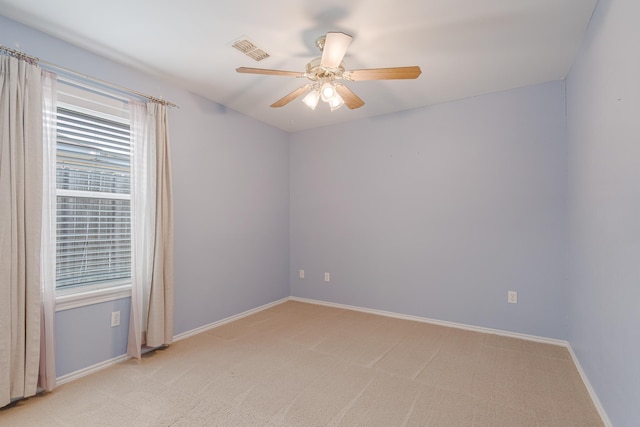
232,39,270,62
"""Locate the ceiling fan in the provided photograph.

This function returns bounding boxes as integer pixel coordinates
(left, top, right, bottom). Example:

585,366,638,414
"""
236,32,422,111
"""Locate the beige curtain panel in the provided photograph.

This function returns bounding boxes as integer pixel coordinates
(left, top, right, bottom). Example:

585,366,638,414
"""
145,103,174,348
127,102,174,359
0,55,44,407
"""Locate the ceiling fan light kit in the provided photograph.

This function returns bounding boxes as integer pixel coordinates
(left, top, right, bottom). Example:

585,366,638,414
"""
299,82,345,111
236,31,421,112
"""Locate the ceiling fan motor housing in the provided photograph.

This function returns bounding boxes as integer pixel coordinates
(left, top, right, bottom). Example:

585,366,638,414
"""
305,57,345,82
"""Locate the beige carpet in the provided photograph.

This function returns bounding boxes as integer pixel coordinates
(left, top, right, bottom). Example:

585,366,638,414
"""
0,300,603,426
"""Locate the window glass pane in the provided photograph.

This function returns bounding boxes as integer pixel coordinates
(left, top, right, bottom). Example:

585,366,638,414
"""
56,107,130,194
56,196,131,289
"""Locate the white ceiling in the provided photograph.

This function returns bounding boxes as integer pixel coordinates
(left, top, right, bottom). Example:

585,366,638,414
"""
0,0,597,132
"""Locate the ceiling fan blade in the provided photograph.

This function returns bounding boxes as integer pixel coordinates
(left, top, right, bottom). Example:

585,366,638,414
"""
344,66,422,81
270,84,313,108
320,32,353,69
236,67,305,78
335,84,365,109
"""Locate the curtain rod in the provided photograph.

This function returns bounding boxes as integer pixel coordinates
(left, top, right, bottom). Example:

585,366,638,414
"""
0,44,178,108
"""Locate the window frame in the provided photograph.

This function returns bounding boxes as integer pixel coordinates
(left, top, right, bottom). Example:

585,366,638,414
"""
53,81,134,310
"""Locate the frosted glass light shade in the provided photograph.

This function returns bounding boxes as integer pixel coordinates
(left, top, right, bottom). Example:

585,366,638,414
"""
329,93,344,111
302,90,320,110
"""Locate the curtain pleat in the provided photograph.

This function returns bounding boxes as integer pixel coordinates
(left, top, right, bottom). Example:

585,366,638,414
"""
0,55,44,407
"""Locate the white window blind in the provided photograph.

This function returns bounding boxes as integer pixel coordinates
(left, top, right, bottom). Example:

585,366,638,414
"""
55,80,132,290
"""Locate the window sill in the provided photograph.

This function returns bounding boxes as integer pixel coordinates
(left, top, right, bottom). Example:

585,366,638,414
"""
56,283,132,312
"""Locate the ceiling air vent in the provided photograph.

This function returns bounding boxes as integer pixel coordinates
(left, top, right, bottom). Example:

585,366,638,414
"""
231,38,270,62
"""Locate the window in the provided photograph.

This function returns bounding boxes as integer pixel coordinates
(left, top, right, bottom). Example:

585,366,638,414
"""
55,79,133,304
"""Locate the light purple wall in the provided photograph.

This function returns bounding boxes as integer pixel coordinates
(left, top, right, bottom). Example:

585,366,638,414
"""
566,0,640,425
290,81,568,339
1,15,290,375
171,99,290,331
55,299,131,377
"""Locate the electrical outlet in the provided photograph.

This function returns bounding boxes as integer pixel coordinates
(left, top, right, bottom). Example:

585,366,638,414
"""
111,311,121,327
299,269,305,279
508,291,518,304
324,272,330,282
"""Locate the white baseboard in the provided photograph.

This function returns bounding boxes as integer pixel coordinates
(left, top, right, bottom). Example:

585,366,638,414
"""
56,354,131,385
290,296,611,426
172,297,289,342
566,345,613,427
290,296,567,346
